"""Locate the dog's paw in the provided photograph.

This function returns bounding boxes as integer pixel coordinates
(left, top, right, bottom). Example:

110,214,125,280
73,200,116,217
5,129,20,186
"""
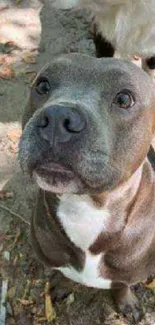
113,285,144,324
118,292,143,324
48,271,73,302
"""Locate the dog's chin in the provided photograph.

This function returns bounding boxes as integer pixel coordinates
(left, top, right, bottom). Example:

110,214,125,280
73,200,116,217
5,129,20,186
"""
33,170,81,194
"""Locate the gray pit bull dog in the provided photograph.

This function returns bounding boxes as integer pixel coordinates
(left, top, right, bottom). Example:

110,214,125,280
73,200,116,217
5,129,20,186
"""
19,54,155,323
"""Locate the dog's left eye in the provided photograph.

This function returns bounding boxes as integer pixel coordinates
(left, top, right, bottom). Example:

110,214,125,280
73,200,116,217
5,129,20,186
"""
35,77,51,95
113,91,135,109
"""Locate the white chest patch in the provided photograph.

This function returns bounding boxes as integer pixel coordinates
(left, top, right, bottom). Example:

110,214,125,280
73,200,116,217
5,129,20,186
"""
56,194,112,289
57,194,109,250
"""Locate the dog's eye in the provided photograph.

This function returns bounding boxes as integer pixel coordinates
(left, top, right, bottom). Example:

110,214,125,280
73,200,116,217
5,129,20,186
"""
35,77,51,95
113,91,135,109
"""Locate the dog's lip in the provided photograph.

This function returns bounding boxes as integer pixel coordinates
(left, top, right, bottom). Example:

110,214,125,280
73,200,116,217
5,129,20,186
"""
35,162,74,176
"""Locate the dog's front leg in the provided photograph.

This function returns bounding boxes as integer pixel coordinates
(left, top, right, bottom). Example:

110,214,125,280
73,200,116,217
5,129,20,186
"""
112,283,143,323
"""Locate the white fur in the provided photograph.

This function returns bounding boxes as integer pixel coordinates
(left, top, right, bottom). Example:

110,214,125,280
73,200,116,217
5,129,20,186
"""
51,0,79,9
56,194,112,289
57,194,109,250
60,253,112,288
34,172,79,193
52,0,155,58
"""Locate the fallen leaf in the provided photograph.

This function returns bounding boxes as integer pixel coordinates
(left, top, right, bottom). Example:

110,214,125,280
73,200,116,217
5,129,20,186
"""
45,282,56,322
10,228,21,250
0,243,3,252
0,191,13,199
35,316,47,323
3,41,19,54
133,55,140,61
66,292,74,306
21,280,31,300
7,128,22,142
24,71,37,84
31,306,37,315
15,0,23,4
0,55,7,64
22,53,36,64
145,279,155,289
13,255,18,266
18,298,35,306
7,286,16,299
0,65,15,79
9,143,18,154
0,55,17,65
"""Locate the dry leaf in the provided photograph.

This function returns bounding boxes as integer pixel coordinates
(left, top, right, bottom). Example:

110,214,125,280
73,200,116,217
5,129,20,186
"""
18,298,35,306
145,279,155,289
3,41,19,54
0,191,13,199
21,280,31,300
0,65,15,79
0,55,17,65
45,282,56,322
31,306,37,314
22,53,36,64
7,286,16,299
133,55,140,61
9,143,18,154
0,243,3,252
7,128,22,142
24,71,37,84
10,228,21,250
13,255,18,266
66,292,74,306
35,316,46,323
0,55,7,64
15,0,23,4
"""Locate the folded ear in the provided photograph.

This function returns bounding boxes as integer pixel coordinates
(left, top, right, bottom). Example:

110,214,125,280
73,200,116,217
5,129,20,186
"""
50,0,80,9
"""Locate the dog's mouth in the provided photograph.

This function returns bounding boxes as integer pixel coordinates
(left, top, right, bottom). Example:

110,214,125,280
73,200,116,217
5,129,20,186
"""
35,162,73,176
33,162,79,193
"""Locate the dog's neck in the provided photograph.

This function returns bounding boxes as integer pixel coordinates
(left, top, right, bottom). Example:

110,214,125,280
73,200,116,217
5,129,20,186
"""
58,160,144,210
56,158,154,243
94,162,144,207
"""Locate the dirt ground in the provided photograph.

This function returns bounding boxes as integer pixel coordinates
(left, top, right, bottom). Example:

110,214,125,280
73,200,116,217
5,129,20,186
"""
1,1,155,325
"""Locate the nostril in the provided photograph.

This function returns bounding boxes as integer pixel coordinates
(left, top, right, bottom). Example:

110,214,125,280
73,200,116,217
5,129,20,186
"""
63,113,85,133
37,115,49,128
63,118,77,133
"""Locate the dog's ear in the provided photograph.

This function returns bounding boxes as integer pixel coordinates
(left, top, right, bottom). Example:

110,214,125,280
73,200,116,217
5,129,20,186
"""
50,0,79,9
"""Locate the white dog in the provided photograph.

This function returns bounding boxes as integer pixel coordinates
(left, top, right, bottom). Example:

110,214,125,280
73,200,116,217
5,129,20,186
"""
51,0,155,76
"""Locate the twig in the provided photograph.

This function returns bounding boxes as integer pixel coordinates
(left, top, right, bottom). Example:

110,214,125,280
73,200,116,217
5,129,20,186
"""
0,204,30,225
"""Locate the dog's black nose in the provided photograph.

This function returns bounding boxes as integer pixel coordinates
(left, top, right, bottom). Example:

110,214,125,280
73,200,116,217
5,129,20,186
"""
37,105,86,144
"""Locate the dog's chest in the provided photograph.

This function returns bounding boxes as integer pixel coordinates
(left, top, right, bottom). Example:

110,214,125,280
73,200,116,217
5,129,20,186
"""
56,194,112,288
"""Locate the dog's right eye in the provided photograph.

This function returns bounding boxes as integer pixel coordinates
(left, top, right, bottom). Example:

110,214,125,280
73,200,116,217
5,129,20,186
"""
113,91,135,110
35,77,51,95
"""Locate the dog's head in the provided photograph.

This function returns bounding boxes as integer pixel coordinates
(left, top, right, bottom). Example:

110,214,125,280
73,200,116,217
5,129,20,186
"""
19,54,155,195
